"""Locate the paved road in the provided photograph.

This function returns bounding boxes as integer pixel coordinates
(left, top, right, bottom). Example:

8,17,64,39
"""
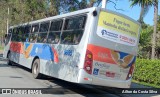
0,52,159,97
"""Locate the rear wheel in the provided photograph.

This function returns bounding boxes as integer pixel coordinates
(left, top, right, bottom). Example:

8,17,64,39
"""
32,59,41,79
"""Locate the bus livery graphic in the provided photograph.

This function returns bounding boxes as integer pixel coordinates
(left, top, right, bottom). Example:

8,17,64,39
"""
3,7,140,88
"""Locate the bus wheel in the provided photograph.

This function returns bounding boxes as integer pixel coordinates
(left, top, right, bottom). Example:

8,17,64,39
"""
7,52,13,65
32,59,41,79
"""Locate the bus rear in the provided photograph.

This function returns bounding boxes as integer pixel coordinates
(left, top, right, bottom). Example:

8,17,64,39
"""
79,9,140,88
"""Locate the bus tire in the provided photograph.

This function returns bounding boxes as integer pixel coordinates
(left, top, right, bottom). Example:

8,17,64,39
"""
32,59,41,79
7,52,13,66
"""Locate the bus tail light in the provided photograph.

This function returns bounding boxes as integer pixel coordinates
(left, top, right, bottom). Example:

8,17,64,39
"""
126,64,134,80
84,50,93,74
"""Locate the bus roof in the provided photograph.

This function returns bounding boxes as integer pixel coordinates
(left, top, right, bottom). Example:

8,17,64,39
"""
9,7,96,28
9,7,140,28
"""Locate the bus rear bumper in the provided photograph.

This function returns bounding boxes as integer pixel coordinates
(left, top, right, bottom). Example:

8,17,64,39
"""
78,69,131,88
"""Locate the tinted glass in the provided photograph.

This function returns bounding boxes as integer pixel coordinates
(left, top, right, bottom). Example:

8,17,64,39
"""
31,24,39,33
39,22,49,32
50,20,62,31
64,16,86,30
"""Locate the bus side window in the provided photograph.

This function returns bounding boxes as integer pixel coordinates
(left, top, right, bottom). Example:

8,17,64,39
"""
31,24,39,33
24,25,31,42
37,22,49,43
61,15,86,45
29,23,39,43
48,20,62,44
29,34,38,43
12,27,18,42
19,26,25,42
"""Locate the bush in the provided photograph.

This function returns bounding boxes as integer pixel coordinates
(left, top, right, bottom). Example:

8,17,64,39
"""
133,59,160,86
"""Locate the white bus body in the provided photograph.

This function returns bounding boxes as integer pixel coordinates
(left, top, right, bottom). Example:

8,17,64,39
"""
3,7,141,88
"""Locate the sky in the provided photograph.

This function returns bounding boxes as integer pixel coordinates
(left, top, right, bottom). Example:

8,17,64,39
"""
105,0,160,25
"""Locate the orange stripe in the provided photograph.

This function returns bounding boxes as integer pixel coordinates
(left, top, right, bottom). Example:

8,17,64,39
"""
87,44,116,64
10,42,24,54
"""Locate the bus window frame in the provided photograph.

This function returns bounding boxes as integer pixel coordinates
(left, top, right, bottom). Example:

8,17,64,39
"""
60,14,87,45
37,21,50,43
47,19,63,44
29,23,40,43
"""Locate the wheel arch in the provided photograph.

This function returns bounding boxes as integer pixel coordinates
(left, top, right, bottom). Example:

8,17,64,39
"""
7,50,11,58
31,56,40,69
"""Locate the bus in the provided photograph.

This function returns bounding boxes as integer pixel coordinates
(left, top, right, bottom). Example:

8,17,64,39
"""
3,7,141,88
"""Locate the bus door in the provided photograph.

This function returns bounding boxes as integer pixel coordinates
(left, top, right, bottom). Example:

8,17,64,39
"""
3,33,12,58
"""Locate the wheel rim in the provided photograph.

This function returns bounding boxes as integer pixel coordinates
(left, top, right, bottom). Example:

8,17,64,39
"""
33,62,38,75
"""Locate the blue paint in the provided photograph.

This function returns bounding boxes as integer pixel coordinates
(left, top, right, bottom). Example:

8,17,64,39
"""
118,52,129,59
30,44,54,60
64,50,73,56
24,42,30,50
93,68,99,75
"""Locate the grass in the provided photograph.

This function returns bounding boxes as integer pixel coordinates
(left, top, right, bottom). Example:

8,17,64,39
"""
0,45,4,50
132,80,160,88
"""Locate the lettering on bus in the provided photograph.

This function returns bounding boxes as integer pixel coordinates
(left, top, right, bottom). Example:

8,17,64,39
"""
99,70,121,79
98,52,109,59
94,62,110,69
64,50,73,56
101,29,118,38
119,35,136,44
99,70,117,78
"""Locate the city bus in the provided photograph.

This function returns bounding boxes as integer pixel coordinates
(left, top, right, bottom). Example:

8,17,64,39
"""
3,7,141,88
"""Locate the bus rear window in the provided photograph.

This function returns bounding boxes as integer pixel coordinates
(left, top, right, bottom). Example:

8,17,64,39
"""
64,16,86,30
61,15,86,45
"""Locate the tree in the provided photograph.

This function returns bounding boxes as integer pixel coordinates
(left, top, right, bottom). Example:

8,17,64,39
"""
130,0,153,24
130,0,159,59
151,0,158,59
138,25,153,58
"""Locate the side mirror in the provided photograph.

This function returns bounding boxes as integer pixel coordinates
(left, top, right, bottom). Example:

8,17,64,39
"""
3,34,7,43
4,34,8,38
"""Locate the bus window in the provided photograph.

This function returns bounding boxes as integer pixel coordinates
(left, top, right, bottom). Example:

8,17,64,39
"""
50,20,62,31
48,33,60,44
61,15,86,45
18,26,25,42
29,33,38,43
37,33,48,43
13,27,18,34
8,29,12,34
31,24,39,33
37,22,49,43
29,24,39,43
39,22,49,33
48,20,62,44
64,15,86,30
12,27,18,41
24,25,31,34
23,25,31,42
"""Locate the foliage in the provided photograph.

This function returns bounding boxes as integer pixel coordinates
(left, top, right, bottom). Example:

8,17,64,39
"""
133,59,160,86
0,0,102,29
132,80,160,88
138,25,152,58
129,0,153,23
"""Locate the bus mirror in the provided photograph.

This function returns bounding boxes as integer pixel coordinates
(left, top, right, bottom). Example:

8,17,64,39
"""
4,34,8,38
3,34,8,43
